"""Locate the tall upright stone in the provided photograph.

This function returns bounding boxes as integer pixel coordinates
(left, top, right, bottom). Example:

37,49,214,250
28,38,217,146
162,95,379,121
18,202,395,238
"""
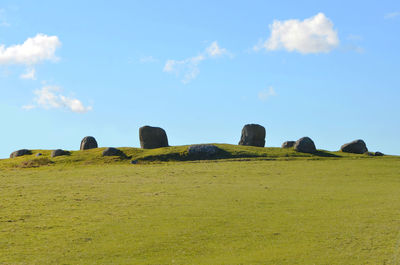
238,124,266,147
139,126,169,149
80,136,98,150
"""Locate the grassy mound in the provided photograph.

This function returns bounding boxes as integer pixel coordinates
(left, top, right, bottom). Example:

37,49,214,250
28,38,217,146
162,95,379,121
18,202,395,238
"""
0,144,388,169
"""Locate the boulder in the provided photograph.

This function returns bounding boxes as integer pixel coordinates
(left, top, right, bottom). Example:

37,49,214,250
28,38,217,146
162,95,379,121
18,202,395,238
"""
188,144,220,157
340,139,368,154
51,149,69,157
102,147,125,157
80,136,98,150
375,151,384,156
10,149,31,158
238,124,266,147
294,137,316,153
282,141,295,148
139,126,169,149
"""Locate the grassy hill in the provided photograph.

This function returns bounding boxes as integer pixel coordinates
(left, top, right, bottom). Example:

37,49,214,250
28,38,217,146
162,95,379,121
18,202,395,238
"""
0,145,399,264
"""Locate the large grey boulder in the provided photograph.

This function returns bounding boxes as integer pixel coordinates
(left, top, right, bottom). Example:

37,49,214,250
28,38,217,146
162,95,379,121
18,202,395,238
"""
238,124,266,147
340,139,368,154
51,149,69,157
282,141,295,148
188,144,220,157
139,126,169,149
80,136,98,150
294,137,316,153
10,149,31,158
102,147,125,157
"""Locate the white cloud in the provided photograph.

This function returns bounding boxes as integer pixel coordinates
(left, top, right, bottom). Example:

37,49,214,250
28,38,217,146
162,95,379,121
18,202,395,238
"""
0,33,61,65
20,68,36,80
22,104,35,110
384,11,400,19
255,13,339,54
163,41,229,83
258,86,276,101
28,85,92,113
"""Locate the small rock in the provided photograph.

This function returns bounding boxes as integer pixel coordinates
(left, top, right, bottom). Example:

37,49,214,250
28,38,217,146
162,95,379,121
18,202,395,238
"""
375,151,384,156
131,160,138,164
10,149,31,158
294,137,316,153
139,126,169,149
36,153,42,157
238,124,266,147
51,149,69,157
340,139,368,154
188,144,220,157
282,141,295,148
102,147,125,157
80,136,98,150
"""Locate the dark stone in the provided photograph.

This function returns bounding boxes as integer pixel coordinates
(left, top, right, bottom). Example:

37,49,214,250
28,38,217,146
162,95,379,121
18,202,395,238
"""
10,149,31,158
51,149,69,157
375,151,384,156
139,126,169,149
131,160,138,164
294,137,317,153
80,136,98,150
340,139,368,154
282,141,295,148
102,147,125,157
188,144,220,157
36,153,42,157
238,124,266,147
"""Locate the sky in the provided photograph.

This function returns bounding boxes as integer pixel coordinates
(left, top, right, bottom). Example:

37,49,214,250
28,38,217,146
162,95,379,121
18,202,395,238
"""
0,0,399,158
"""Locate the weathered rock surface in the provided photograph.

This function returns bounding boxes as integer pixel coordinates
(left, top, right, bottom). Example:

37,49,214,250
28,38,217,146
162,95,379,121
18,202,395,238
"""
187,144,220,157
282,141,295,148
51,149,69,157
294,137,316,153
139,126,169,149
340,139,368,154
375,151,384,156
238,124,266,147
80,136,98,150
102,147,125,157
10,149,31,158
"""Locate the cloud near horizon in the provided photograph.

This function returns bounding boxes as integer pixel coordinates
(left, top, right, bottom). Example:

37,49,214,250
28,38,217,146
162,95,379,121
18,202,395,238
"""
23,85,92,113
255,13,339,54
163,41,230,83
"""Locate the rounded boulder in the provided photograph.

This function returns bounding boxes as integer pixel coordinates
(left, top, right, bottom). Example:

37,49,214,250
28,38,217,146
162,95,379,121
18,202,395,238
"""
10,149,31,158
51,149,69,157
80,136,98,150
188,144,220,157
340,139,368,154
294,137,316,153
102,147,125,157
139,126,169,149
282,141,295,148
238,124,266,147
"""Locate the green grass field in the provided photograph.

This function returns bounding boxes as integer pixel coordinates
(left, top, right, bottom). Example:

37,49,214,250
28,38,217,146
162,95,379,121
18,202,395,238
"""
1,145,399,264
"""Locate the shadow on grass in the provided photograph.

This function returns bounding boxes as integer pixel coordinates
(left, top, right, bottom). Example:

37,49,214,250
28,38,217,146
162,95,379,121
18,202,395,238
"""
313,150,341,158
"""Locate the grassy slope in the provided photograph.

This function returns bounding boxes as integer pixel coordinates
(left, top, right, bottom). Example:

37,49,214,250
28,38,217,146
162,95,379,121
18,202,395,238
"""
0,145,399,264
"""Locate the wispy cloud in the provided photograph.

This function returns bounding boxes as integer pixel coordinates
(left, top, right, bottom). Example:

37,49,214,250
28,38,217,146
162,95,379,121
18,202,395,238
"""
24,85,92,113
163,41,230,83
139,55,158,63
384,11,400,19
254,13,339,54
0,33,61,65
0,8,10,27
20,68,36,80
258,86,276,101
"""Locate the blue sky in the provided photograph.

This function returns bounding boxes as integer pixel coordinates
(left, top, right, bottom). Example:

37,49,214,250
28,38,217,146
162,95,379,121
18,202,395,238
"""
1,0,399,158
